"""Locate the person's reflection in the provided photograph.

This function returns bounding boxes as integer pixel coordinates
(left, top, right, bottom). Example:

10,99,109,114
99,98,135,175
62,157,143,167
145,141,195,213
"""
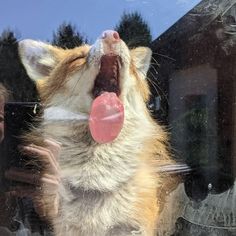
0,83,61,234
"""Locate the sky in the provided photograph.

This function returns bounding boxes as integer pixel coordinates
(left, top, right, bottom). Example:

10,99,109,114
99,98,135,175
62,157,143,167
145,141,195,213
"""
0,0,201,43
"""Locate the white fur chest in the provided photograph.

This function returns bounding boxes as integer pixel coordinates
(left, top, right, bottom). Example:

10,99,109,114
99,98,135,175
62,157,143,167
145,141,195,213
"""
56,181,142,236
42,109,154,236
43,108,153,192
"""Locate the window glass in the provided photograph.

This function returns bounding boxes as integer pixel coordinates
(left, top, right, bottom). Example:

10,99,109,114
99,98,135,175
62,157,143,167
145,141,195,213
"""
0,1,235,236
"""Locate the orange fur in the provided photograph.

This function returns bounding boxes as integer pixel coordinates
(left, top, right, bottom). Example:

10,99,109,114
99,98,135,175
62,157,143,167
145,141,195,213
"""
19,37,179,236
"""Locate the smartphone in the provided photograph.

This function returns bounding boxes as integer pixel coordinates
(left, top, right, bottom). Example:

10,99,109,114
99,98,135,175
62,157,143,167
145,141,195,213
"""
0,102,42,190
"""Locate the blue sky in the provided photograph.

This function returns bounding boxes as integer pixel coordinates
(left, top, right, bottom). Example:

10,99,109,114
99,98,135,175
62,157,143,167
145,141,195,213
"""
0,0,201,42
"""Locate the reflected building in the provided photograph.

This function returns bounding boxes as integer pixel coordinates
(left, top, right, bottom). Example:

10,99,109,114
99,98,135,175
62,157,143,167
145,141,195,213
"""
149,0,236,235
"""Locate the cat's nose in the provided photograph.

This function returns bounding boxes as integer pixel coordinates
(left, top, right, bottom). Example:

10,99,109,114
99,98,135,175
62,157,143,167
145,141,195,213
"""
101,30,120,43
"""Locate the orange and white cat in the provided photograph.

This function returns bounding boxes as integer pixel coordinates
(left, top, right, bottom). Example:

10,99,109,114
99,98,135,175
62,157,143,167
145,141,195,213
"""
19,30,175,236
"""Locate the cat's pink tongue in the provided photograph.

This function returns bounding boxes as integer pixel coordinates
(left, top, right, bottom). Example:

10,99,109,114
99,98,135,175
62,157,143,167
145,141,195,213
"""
89,92,124,144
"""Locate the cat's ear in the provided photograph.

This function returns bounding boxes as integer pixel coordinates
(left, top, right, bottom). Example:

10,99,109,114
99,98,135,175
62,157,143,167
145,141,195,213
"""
131,47,152,77
18,40,62,81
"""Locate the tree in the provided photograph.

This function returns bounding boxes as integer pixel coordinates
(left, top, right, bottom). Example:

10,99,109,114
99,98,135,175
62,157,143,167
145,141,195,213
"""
52,23,87,49
0,29,39,102
115,12,152,48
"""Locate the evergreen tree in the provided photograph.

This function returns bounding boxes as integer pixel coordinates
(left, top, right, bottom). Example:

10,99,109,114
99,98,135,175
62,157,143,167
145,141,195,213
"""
52,23,87,49
115,12,152,48
0,29,39,102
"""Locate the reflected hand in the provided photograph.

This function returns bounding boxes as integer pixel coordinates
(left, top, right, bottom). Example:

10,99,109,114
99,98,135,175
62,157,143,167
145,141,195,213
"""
5,138,61,219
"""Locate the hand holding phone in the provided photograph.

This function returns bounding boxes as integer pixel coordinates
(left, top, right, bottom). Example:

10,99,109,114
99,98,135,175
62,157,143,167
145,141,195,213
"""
1,102,41,190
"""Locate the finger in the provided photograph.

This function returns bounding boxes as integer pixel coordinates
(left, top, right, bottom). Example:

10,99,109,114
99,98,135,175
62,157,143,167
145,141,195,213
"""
42,173,60,182
41,176,60,193
5,189,37,198
7,167,38,175
34,194,59,218
5,168,60,188
45,137,62,146
42,176,59,186
23,145,59,175
5,168,41,185
30,144,60,172
33,198,46,218
9,185,37,192
44,139,61,172
44,138,61,160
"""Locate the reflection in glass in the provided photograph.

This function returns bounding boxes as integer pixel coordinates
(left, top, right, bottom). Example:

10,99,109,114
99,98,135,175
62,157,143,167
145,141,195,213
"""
150,0,236,235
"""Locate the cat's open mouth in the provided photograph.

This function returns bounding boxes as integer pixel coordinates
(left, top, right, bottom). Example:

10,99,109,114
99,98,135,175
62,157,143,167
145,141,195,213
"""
92,54,121,98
